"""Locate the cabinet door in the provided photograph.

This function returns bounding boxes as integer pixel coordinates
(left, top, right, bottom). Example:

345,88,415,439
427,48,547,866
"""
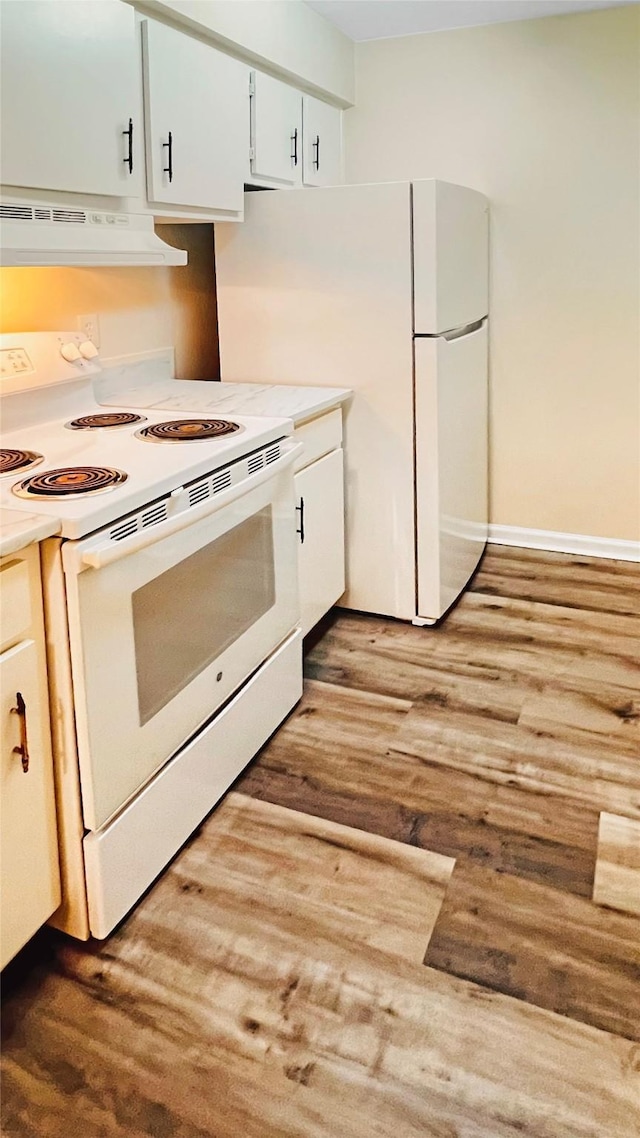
250,71,302,187
295,448,345,636
302,96,342,187
143,20,245,212
0,0,142,198
1,639,60,968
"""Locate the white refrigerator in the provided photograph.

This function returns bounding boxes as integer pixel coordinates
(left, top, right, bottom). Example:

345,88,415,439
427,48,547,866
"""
215,179,489,624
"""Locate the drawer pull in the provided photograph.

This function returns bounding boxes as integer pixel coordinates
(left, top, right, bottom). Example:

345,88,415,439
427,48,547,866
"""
10,691,29,773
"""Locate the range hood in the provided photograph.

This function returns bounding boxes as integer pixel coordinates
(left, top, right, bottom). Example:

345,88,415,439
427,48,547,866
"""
0,200,188,267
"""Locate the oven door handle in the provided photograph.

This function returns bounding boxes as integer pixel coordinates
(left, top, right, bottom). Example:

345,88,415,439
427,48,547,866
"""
70,440,303,573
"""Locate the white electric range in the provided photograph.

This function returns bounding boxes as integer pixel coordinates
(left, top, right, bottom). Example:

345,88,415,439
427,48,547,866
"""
0,332,303,939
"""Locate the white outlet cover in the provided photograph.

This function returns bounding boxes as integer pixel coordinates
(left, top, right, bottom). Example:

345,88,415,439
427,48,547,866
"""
77,313,100,349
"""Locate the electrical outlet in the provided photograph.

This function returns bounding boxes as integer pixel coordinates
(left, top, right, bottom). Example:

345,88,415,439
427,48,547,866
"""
77,313,100,349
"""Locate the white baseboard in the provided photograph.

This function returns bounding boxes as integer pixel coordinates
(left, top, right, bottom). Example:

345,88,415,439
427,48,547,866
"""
488,524,640,563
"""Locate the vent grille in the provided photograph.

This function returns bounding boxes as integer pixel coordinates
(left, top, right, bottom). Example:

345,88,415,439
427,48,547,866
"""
98,438,287,552
212,470,232,493
248,453,265,475
0,203,88,224
188,482,210,507
142,502,168,528
0,204,32,220
52,209,86,224
111,518,138,543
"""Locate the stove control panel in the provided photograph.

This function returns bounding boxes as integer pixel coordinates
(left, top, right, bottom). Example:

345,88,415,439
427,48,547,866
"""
0,348,33,378
0,331,102,395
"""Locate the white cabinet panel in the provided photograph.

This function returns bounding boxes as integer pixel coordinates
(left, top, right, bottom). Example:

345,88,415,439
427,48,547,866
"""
0,0,142,198
142,19,245,213
415,323,488,622
1,638,60,968
250,71,302,187
302,96,342,187
295,448,345,636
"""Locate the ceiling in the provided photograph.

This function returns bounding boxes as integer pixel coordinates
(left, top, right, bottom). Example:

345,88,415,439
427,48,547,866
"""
305,0,636,41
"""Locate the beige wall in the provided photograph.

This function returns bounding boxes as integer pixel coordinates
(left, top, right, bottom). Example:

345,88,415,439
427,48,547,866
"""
0,225,218,379
345,5,640,541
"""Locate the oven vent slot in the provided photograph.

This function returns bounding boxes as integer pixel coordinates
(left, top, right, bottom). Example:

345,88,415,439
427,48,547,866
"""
212,470,232,494
110,518,138,542
142,503,168,528
265,444,281,465
188,481,211,507
247,453,265,475
34,209,52,221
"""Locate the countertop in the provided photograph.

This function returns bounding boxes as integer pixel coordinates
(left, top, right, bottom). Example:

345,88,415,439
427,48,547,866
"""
98,378,351,428
0,508,60,558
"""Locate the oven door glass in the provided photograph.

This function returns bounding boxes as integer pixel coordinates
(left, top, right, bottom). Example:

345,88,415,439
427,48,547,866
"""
134,507,275,725
63,465,299,831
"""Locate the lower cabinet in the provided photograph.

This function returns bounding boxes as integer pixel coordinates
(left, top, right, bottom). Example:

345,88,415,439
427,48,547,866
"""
0,546,60,969
294,446,345,636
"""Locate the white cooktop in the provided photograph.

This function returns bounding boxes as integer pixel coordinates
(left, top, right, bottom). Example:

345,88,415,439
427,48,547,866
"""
0,398,291,540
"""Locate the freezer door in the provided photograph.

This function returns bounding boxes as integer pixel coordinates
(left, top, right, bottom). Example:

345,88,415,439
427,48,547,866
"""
413,180,489,334
415,321,488,621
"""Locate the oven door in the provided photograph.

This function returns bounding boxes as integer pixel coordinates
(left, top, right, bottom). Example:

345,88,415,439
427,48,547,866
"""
62,440,301,831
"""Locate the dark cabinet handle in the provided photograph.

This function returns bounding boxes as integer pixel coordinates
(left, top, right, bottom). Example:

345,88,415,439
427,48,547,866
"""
163,131,173,183
122,117,134,175
11,692,29,773
291,127,298,166
296,497,305,544
312,134,320,171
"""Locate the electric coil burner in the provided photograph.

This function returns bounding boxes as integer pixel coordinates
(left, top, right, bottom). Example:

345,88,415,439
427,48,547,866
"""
12,466,128,500
137,418,242,442
0,448,44,476
65,412,147,431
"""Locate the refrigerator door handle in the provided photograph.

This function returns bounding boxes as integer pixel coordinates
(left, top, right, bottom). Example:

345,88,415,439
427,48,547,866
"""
441,317,486,342
415,317,487,342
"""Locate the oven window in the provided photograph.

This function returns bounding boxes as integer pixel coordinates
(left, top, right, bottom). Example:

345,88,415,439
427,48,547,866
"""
132,507,275,725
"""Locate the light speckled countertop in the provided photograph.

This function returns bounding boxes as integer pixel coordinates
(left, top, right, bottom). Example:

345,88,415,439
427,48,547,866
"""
0,508,60,558
97,378,351,427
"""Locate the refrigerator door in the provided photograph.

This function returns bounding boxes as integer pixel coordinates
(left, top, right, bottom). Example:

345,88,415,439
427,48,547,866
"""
215,181,417,619
415,320,488,621
413,180,489,334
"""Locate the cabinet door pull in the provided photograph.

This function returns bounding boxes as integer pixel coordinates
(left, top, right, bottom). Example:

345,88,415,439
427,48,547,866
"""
313,134,320,171
123,117,134,175
10,692,29,773
291,127,298,166
163,131,173,183
295,497,305,544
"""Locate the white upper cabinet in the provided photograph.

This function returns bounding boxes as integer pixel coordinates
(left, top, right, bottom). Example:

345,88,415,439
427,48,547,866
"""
302,96,342,187
0,1,142,199
142,20,245,214
249,71,303,187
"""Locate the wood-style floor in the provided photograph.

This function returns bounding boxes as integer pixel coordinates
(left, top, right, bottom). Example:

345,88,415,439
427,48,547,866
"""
2,546,639,1137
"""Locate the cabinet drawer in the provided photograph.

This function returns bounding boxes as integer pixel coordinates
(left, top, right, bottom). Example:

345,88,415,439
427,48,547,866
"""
0,557,31,650
295,409,343,472
1,638,60,967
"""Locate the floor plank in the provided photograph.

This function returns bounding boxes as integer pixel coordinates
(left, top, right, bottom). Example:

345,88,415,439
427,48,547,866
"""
470,546,640,616
183,793,455,965
238,753,600,897
593,813,640,916
425,861,640,1041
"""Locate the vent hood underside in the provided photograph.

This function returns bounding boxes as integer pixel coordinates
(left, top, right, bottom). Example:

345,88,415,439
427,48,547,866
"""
0,201,188,267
